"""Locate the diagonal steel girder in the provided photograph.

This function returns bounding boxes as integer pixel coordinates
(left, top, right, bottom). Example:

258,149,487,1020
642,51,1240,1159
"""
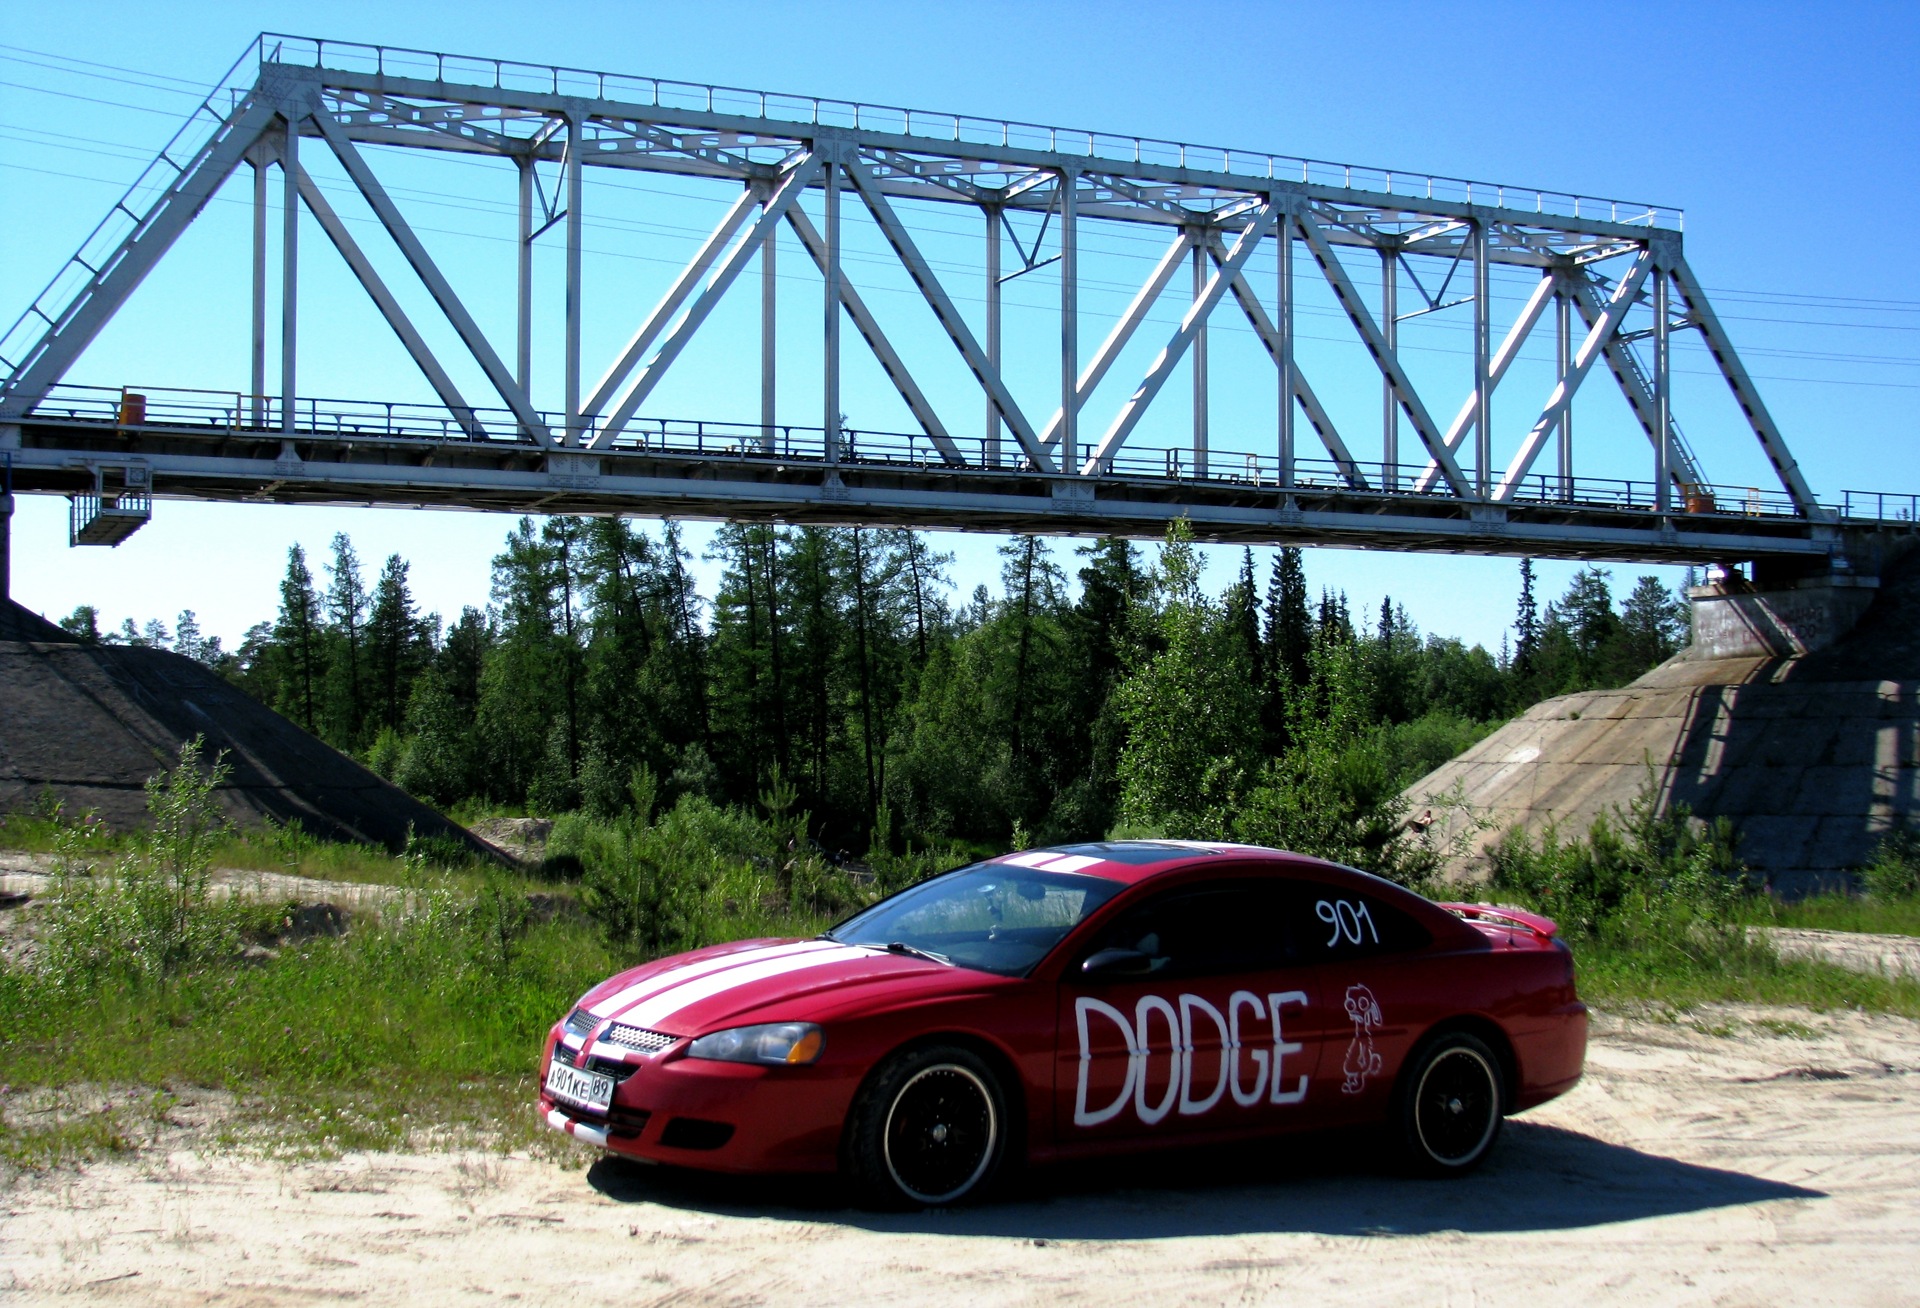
782,204,965,466
1199,231,1368,489
1563,267,1707,493
1084,205,1277,476
1037,229,1192,450
843,156,1055,474
311,107,555,445
1411,270,1559,493
585,185,760,420
1496,252,1653,500
1296,210,1471,496
1666,256,1819,515
0,92,283,418
291,162,482,439
590,154,821,448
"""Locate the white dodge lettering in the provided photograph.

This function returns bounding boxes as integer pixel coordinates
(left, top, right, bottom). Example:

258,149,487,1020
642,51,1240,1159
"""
1074,990,1312,1127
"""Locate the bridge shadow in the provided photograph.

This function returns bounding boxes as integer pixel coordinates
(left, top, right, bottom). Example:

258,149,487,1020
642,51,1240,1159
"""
585,1120,1821,1240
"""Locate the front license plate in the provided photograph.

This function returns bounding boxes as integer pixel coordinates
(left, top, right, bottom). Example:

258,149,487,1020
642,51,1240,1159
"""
545,1055,614,1113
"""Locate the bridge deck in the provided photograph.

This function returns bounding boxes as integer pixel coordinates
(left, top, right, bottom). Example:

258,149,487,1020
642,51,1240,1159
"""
2,386,1890,564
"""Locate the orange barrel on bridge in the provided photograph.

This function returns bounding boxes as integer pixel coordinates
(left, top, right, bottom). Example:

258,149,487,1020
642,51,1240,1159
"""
117,391,146,425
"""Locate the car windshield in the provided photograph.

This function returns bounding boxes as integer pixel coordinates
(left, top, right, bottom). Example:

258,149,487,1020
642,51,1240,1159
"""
827,864,1123,977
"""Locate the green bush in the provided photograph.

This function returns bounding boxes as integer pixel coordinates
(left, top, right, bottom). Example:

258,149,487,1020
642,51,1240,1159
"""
1488,768,1752,953
1863,825,1920,902
38,738,259,985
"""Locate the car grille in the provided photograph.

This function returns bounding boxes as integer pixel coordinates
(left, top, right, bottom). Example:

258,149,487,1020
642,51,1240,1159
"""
551,1041,640,1084
563,1009,675,1057
602,1024,675,1054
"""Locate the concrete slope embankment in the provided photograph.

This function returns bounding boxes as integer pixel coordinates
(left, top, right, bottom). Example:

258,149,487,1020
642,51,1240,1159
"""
0,600,488,854
1407,555,1920,892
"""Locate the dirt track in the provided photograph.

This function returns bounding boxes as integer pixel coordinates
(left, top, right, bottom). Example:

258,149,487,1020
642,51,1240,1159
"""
2,1004,1916,1306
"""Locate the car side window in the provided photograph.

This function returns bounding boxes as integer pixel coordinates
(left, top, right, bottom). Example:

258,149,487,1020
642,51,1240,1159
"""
1285,884,1430,961
1087,880,1292,978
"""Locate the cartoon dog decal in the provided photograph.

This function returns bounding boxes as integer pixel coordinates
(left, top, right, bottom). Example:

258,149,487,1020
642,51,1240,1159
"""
1341,984,1384,1095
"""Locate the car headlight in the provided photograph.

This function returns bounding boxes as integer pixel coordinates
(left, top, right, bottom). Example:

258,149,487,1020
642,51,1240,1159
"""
686,1022,824,1066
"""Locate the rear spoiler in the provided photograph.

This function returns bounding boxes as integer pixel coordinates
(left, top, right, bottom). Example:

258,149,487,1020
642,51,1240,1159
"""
1440,902,1560,941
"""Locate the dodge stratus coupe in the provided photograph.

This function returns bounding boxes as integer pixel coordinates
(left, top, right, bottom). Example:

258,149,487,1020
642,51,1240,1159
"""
540,840,1587,1206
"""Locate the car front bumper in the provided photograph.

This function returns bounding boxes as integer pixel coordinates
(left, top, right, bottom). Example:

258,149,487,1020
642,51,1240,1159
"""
537,1029,857,1173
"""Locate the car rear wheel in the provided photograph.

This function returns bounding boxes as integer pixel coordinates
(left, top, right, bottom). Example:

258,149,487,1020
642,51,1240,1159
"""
1395,1031,1504,1175
845,1044,1006,1208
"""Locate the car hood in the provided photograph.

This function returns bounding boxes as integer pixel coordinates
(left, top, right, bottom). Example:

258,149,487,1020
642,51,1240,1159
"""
574,937,1006,1037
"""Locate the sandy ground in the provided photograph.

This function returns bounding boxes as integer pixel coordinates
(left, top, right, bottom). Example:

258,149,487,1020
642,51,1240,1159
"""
2,1005,1917,1306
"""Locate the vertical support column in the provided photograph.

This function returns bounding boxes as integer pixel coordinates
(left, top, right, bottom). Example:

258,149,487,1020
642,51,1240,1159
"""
1472,220,1491,499
1192,237,1209,478
822,158,841,468
563,113,584,446
1653,263,1672,513
1277,209,1295,491
1555,280,1573,499
280,119,299,436
250,158,267,427
985,204,1001,469
516,155,533,396
759,180,777,455
1380,246,1398,489
0,455,12,606
1059,170,1078,475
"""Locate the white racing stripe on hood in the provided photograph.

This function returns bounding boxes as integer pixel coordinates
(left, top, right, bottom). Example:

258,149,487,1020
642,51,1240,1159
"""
611,944,875,1031
588,939,840,1019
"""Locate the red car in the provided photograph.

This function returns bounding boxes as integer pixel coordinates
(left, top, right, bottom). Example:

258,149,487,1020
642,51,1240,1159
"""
539,841,1586,1207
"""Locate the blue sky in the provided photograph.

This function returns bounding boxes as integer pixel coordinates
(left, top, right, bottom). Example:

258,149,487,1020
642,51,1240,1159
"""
4,1,1916,651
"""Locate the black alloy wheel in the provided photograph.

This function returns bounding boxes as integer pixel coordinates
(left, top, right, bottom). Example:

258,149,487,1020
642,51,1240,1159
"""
1396,1031,1504,1175
845,1045,1006,1208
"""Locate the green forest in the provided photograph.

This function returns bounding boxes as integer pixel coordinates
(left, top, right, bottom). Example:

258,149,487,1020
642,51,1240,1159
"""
53,520,1688,866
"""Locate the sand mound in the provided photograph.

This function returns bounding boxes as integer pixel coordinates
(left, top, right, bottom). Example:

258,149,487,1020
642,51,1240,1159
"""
0,600,490,853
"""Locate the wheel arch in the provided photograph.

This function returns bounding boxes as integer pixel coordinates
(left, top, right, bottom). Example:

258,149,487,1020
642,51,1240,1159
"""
1406,1015,1518,1112
840,1029,1030,1160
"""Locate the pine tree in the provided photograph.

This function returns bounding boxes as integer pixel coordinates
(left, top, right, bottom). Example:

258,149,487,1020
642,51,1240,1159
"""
58,606,102,643
1228,547,1263,682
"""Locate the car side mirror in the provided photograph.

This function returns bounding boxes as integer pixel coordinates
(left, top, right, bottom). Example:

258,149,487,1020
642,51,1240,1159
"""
1081,947,1154,978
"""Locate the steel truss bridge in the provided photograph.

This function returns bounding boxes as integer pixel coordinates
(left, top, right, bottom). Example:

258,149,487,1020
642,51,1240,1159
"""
0,34,1908,566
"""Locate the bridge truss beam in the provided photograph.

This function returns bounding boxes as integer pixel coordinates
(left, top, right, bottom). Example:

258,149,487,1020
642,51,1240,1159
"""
0,34,1848,566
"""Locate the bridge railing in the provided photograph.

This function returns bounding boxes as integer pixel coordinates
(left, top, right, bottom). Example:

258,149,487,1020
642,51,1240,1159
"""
21,382,1832,524
1840,490,1920,524
256,32,1680,229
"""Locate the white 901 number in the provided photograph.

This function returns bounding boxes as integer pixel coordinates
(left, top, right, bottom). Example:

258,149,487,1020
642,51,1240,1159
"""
1315,898,1379,948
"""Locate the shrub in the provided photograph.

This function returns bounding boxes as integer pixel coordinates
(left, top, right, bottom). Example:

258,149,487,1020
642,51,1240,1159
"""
1863,825,1920,901
1487,768,1752,951
39,738,251,984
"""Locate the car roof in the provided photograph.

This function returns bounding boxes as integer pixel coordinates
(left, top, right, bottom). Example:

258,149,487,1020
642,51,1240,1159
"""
987,840,1340,887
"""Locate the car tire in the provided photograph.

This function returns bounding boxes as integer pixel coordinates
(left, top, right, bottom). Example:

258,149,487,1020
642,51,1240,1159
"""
845,1044,1007,1209
1394,1030,1505,1176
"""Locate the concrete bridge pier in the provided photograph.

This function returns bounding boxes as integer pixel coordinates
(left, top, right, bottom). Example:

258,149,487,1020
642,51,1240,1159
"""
1688,569,1880,659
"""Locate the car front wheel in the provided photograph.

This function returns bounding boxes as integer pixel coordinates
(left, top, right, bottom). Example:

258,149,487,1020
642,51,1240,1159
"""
1395,1031,1504,1175
845,1044,1006,1208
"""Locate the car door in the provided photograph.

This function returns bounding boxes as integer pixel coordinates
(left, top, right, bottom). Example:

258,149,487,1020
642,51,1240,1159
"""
1054,876,1334,1150
1282,878,1437,1126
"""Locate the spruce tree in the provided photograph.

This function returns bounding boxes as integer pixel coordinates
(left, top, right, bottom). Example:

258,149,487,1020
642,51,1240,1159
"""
1514,557,1540,676
366,554,431,734
323,533,370,747
273,544,324,734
